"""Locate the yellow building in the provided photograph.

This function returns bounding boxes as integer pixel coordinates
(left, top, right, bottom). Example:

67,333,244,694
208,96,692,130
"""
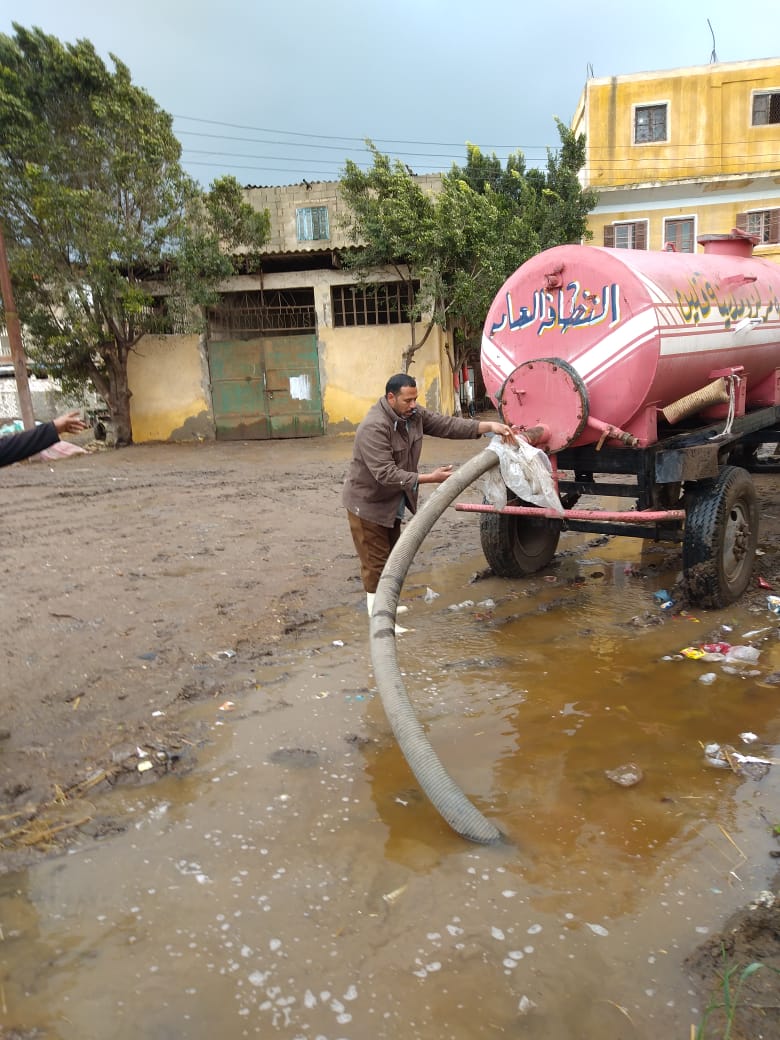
130,177,455,442
571,58,780,260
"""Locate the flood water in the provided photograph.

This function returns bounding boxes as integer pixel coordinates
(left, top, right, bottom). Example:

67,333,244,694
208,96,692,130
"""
2,527,779,1039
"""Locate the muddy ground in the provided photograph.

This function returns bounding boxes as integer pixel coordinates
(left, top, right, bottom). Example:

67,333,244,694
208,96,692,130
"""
1,429,779,1036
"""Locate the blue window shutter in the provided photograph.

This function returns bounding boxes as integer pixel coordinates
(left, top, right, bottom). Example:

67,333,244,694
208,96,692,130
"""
296,206,329,242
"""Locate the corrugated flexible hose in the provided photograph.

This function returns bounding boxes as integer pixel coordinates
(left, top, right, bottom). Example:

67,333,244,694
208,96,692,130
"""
369,447,506,845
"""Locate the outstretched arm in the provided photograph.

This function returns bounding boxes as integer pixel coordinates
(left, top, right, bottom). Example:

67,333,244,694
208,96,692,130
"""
0,411,87,468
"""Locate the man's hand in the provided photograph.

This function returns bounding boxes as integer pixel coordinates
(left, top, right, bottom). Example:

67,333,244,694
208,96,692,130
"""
53,410,88,436
479,420,517,444
420,464,455,484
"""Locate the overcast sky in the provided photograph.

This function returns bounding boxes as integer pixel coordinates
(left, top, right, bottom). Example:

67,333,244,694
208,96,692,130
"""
2,0,778,189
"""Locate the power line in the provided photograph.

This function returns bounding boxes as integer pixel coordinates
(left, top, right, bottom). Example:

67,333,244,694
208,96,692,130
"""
172,113,549,151
176,129,540,161
181,148,469,172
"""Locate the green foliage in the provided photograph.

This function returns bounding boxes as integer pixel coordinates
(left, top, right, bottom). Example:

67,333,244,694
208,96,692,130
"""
0,24,269,443
695,948,780,1039
338,123,597,376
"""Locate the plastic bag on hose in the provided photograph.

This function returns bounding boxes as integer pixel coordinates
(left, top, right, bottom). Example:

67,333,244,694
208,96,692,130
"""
480,437,564,514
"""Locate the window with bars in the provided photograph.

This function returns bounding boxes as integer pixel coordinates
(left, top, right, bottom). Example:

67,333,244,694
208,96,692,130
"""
663,218,695,253
736,208,780,244
603,222,648,249
207,289,316,336
634,103,668,143
752,91,780,125
296,206,330,242
331,281,418,327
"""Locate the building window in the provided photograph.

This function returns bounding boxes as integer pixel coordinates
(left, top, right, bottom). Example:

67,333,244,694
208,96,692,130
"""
663,218,695,253
208,289,316,335
634,103,667,143
736,208,780,244
331,281,419,327
752,91,780,125
296,206,329,242
603,222,648,250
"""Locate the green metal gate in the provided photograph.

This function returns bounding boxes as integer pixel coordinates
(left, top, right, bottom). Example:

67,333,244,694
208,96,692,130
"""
208,334,324,440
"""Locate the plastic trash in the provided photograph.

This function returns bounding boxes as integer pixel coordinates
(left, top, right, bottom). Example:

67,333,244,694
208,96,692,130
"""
704,743,731,768
424,587,440,603
653,589,670,603
698,672,717,685
703,742,773,779
605,763,643,787
767,595,780,615
724,645,761,664
484,437,564,513
681,647,705,659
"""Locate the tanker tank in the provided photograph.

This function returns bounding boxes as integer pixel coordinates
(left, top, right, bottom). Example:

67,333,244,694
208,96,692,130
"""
481,231,780,452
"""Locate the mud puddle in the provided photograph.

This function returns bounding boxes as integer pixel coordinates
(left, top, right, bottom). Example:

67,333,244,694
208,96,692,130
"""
1,530,779,1040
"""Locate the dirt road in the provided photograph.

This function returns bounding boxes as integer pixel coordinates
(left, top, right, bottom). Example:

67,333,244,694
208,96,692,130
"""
0,434,500,868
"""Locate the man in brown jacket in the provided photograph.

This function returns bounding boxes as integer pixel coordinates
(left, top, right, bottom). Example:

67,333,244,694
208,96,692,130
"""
342,373,515,627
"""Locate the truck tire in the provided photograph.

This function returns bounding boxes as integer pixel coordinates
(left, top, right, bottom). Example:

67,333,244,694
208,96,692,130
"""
682,465,758,608
480,508,561,577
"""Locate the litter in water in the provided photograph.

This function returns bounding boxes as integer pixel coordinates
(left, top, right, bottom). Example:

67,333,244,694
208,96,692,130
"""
605,763,643,787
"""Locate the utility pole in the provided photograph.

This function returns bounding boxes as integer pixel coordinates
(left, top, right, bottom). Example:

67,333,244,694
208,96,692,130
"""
0,221,35,429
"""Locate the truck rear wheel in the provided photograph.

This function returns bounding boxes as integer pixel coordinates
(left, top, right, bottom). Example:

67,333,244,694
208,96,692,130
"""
682,465,758,608
480,510,561,577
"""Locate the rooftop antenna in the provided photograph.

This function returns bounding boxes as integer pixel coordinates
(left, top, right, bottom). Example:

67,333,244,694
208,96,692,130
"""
708,18,718,63
587,62,594,79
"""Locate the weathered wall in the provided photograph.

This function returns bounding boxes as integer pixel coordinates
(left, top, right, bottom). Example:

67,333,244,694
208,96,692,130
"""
575,58,780,189
243,176,441,254
318,320,451,432
128,334,214,442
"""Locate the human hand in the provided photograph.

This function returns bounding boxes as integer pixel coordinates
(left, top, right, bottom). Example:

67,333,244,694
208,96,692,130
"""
426,464,455,483
486,421,517,444
53,410,88,436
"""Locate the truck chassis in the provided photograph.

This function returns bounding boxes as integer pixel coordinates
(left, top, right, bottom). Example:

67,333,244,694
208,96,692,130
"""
460,405,780,609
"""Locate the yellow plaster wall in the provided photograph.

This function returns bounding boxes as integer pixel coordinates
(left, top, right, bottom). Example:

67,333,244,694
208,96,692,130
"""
319,322,452,430
129,334,213,442
581,59,780,188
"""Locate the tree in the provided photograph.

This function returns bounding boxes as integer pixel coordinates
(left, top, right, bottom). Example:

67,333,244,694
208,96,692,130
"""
338,122,597,394
339,145,439,372
0,25,270,445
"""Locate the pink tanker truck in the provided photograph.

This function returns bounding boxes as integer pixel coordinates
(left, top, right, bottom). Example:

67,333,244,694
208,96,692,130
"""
467,229,780,608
